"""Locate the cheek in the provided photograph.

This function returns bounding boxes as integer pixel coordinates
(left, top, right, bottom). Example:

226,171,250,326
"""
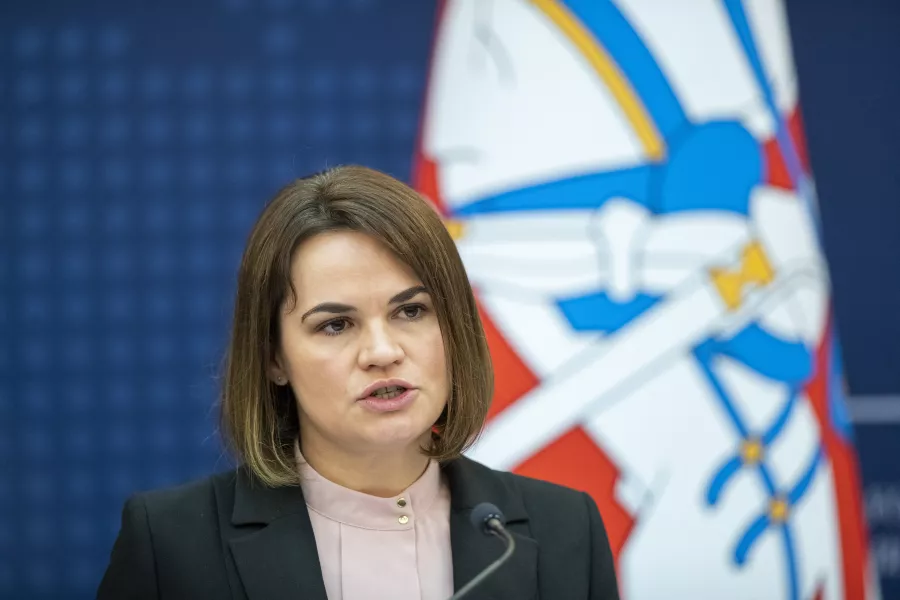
421,326,449,385
280,335,350,400
293,356,340,394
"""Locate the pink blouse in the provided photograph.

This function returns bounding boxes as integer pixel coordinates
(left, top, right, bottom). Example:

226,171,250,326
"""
295,449,454,600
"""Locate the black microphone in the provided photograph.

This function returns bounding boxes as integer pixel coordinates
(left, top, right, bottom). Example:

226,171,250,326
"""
448,502,517,600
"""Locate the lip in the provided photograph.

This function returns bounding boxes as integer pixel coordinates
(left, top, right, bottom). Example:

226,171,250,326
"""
358,388,418,413
358,378,416,400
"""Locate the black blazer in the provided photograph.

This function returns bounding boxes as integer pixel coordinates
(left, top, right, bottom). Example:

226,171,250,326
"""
97,456,620,599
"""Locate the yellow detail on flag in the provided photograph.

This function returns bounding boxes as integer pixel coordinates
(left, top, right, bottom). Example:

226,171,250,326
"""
740,437,764,465
444,219,465,240
769,497,790,523
710,241,775,311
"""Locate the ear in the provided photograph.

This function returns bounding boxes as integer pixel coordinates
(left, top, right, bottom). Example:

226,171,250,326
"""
268,355,289,386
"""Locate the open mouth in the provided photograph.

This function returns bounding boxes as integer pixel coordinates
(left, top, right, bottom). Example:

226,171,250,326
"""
368,386,407,400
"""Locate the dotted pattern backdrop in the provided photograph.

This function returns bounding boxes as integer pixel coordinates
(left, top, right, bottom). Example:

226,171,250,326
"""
0,1,437,597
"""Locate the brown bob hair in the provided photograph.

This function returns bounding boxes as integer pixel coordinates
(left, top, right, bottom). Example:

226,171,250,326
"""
219,165,494,487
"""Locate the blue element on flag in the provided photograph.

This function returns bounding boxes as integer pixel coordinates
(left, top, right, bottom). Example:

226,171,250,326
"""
828,336,854,442
721,0,804,189
698,330,822,600
715,324,813,384
557,292,660,334
452,165,654,216
659,122,761,215
564,0,687,143
452,121,763,219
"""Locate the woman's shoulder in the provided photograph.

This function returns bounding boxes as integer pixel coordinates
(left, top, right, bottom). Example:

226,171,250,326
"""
447,455,610,570
448,456,599,520
125,467,242,523
455,454,584,493
503,466,587,499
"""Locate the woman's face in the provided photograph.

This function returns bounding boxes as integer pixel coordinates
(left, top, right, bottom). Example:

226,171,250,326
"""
271,231,449,456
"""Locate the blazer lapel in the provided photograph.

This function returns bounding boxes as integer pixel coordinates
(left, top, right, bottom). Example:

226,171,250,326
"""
226,468,328,600
444,457,539,600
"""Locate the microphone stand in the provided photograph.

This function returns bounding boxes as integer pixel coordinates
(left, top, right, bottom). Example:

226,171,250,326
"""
447,516,517,600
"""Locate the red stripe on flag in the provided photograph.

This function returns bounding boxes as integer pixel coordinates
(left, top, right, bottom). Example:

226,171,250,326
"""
810,582,824,600
764,107,812,189
515,427,635,559
806,315,871,600
413,153,443,214
477,300,540,421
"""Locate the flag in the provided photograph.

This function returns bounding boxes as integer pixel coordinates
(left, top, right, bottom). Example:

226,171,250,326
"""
414,1,877,599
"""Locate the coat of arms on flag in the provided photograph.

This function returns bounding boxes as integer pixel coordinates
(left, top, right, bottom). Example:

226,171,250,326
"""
414,1,878,598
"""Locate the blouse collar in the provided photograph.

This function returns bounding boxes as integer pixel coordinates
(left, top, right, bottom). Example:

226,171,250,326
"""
294,440,443,531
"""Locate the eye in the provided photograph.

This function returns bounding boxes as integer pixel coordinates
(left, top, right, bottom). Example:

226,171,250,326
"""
319,318,352,336
398,304,427,321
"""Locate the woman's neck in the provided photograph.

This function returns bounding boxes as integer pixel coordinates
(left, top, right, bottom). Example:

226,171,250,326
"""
299,434,433,498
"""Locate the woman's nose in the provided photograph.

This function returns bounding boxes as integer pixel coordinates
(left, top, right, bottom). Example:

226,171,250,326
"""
358,323,405,368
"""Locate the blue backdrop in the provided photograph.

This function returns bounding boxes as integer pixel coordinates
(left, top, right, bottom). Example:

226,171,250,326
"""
1,0,898,598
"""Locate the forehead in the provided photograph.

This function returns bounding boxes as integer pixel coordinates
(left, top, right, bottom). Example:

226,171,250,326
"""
289,231,421,304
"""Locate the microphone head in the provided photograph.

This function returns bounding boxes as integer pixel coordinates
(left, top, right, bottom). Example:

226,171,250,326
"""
470,502,506,536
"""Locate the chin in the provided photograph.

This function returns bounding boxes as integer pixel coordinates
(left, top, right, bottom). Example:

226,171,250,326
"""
361,421,431,449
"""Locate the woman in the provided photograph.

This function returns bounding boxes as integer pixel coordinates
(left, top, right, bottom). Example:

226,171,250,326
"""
98,166,619,599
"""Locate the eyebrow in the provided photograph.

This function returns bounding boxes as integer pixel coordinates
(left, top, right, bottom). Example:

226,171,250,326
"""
299,285,429,323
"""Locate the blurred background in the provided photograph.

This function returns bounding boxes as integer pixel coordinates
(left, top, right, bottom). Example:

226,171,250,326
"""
1,0,898,598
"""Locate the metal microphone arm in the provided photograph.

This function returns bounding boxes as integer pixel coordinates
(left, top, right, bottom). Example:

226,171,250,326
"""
448,516,517,600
